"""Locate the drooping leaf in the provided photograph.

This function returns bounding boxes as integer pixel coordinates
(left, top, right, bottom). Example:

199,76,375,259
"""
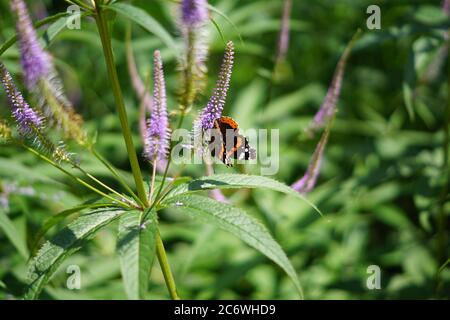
108,3,178,54
25,208,125,300
117,209,157,300
164,194,304,298
163,173,322,216
0,209,29,259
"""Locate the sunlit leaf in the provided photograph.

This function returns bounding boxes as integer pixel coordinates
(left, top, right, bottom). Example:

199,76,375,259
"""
117,209,157,300
164,173,322,216
164,194,303,298
25,208,125,299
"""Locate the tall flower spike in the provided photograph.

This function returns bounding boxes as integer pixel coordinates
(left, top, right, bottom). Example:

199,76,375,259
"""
305,31,360,136
11,0,51,89
144,51,171,162
444,0,450,15
179,0,209,109
181,0,209,27
292,117,333,194
197,41,234,131
276,0,292,63
0,63,72,163
11,0,87,145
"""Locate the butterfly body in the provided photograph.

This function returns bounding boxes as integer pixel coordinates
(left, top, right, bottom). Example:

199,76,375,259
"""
209,116,256,167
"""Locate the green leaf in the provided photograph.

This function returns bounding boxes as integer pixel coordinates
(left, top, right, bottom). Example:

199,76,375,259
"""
117,209,157,300
108,3,178,53
164,194,304,298
31,203,117,256
43,16,70,46
207,4,244,45
403,46,416,121
0,12,68,56
257,84,324,123
438,258,450,274
25,208,125,300
0,209,29,258
164,174,322,216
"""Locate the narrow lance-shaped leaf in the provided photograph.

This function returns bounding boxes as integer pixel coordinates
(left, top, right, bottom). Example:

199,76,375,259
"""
31,203,117,255
117,209,157,300
164,194,304,298
163,173,322,216
25,208,125,300
108,3,178,54
0,209,29,258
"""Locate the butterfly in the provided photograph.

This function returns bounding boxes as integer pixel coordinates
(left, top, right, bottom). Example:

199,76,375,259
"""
208,116,256,167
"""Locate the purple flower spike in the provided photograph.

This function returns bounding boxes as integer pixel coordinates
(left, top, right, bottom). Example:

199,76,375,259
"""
0,63,43,137
181,0,209,27
444,0,450,15
198,41,234,131
276,0,292,62
179,0,210,109
305,31,360,136
292,123,332,194
11,0,52,90
144,51,171,162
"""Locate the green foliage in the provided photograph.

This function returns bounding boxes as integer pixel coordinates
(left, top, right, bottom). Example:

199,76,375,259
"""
0,0,448,300
117,209,157,300
108,2,178,53
164,194,304,298
164,173,322,215
0,209,28,258
25,208,125,299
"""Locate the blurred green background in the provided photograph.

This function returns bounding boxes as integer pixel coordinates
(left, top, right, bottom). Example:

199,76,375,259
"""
0,0,449,299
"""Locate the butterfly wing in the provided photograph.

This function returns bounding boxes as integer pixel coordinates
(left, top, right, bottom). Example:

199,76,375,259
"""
210,117,256,167
233,135,256,161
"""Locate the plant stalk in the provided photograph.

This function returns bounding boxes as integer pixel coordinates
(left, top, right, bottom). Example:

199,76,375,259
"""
94,2,179,299
156,230,180,300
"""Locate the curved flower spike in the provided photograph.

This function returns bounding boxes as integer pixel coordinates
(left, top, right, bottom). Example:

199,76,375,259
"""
292,116,333,194
11,0,52,89
11,0,87,145
0,63,72,163
196,41,234,131
305,30,360,136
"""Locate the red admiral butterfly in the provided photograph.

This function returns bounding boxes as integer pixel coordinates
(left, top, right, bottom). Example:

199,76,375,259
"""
208,116,256,167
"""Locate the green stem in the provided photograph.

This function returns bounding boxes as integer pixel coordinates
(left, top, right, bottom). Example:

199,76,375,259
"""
153,112,186,203
94,2,179,299
156,230,180,300
149,159,158,202
94,4,148,207
23,145,131,208
91,147,143,207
